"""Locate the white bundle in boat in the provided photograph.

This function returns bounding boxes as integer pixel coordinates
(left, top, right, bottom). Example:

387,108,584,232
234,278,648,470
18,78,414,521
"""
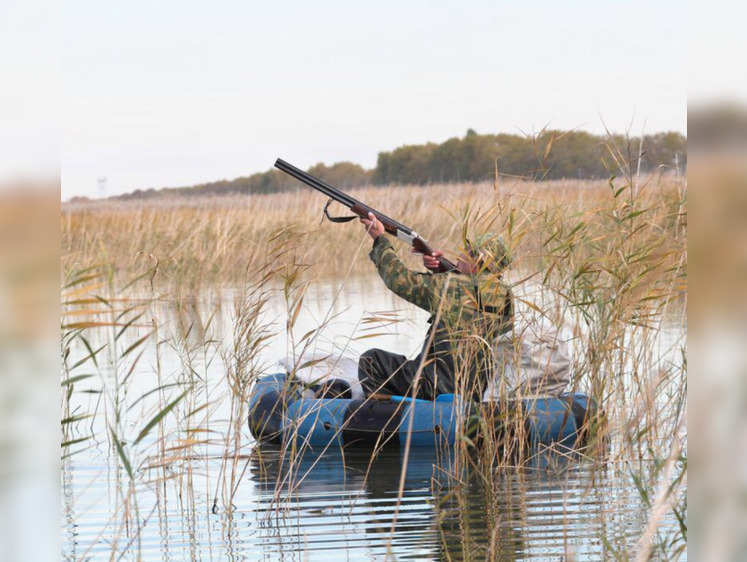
278,354,366,400
483,324,572,401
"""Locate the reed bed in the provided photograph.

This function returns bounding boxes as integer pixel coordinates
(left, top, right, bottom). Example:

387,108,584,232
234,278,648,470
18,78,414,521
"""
61,162,687,558
61,174,684,287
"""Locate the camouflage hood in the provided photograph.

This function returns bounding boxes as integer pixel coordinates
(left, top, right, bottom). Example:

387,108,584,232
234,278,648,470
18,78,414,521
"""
467,233,511,272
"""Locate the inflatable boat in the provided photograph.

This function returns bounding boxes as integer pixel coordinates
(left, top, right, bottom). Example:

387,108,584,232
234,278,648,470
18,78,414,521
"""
248,372,602,450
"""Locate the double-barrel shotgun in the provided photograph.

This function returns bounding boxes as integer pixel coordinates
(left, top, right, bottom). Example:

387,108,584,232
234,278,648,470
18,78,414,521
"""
274,158,456,273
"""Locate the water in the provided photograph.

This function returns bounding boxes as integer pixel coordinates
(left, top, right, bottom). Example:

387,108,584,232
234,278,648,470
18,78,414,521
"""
238,446,649,560
61,277,685,560
62,447,651,560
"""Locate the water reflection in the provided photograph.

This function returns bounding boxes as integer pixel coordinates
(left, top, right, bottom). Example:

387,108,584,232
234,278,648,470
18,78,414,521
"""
238,443,635,561
245,445,449,559
437,448,628,561
62,433,653,559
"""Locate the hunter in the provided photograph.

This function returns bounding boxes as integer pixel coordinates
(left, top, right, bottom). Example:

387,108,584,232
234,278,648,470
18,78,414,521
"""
358,212,514,402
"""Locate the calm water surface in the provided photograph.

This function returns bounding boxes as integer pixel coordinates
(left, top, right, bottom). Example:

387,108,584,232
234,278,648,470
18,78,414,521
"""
61,278,684,560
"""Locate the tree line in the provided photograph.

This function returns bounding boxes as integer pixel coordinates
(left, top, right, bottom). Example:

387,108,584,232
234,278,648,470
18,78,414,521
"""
115,128,686,200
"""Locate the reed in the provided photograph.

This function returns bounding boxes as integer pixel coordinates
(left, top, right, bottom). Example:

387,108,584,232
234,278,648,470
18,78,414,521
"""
61,174,683,288
61,155,686,558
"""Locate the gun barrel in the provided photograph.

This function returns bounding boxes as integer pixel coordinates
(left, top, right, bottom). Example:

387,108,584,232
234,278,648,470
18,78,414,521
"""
274,158,357,208
274,158,458,273
274,158,413,235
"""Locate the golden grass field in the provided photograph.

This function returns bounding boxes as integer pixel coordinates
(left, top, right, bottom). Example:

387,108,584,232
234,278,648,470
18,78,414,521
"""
62,174,686,294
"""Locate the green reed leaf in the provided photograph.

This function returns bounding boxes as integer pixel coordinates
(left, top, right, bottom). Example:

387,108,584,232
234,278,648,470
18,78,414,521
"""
127,382,182,411
135,389,189,444
110,427,133,479
61,436,91,449
115,310,146,341
62,374,94,387
61,414,93,425
122,332,152,358
297,355,333,371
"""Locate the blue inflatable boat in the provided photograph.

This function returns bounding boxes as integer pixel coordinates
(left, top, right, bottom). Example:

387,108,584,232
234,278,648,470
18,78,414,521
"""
248,373,602,450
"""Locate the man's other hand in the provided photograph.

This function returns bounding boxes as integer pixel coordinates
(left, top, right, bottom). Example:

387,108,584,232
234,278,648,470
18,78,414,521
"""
422,250,444,272
360,212,385,239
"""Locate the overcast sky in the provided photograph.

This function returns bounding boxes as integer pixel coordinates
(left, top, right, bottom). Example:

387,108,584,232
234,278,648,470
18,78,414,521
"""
16,0,693,199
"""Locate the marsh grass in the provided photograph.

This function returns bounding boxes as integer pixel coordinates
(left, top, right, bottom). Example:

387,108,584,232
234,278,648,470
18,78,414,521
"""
61,144,686,558
61,172,683,286
61,231,298,558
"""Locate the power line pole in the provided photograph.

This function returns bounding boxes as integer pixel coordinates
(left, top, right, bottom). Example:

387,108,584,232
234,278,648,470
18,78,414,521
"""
97,176,107,199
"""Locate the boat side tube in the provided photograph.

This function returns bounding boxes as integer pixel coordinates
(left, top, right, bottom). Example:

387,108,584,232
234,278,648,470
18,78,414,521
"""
248,373,601,449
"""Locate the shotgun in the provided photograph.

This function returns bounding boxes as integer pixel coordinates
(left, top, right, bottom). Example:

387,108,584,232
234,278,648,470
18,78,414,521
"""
274,158,457,273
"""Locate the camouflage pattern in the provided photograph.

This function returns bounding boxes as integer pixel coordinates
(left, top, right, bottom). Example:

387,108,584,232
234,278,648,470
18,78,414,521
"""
369,236,513,334
366,236,515,401
468,233,511,272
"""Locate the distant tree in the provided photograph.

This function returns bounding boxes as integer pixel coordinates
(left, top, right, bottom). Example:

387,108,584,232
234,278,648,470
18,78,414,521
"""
641,132,687,172
307,162,372,188
372,129,686,184
374,143,436,184
112,128,687,199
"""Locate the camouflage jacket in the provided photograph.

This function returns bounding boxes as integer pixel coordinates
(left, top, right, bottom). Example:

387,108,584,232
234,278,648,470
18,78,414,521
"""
369,237,513,338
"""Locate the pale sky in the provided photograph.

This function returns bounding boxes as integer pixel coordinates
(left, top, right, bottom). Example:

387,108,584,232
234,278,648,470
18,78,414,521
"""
11,0,692,199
